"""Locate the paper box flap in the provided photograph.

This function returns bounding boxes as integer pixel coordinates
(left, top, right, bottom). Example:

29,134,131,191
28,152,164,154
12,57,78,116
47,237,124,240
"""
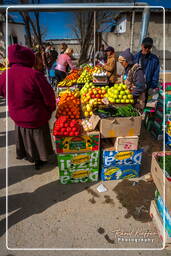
89,114,100,131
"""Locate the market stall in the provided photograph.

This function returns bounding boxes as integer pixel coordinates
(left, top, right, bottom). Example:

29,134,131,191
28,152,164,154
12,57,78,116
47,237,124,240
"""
53,64,144,184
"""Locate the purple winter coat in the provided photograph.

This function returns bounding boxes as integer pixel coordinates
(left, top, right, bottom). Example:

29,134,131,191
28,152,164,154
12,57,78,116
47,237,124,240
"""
0,44,56,128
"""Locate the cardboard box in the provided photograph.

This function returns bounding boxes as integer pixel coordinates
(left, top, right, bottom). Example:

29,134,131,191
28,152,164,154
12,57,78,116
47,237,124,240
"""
55,131,100,153
155,191,171,235
59,168,99,184
114,136,139,151
58,151,99,171
102,149,143,167
150,200,171,246
89,114,142,138
57,151,100,184
100,164,140,181
151,152,171,212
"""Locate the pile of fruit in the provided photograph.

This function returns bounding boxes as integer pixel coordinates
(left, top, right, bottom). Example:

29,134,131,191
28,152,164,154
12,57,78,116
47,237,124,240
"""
106,83,134,104
57,90,81,119
157,155,171,175
58,69,81,87
77,69,93,84
81,86,108,118
53,116,81,137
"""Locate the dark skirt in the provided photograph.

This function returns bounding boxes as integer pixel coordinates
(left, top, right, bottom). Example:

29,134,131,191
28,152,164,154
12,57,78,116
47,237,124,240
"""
15,123,54,162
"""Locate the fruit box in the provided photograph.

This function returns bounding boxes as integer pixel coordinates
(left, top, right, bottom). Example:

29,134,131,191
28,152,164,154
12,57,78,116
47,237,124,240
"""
150,200,171,246
89,114,142,138
155,191,171,234
57,151,100,184
55,131,100,153
59,168,99,184
101,149,143,168
57,151,100,172
114,136,139,151
151,152,171,212
100,164,140,181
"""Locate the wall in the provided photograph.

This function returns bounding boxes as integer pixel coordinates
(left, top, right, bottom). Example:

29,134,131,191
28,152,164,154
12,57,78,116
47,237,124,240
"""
3,23,26,46
102,11,171,70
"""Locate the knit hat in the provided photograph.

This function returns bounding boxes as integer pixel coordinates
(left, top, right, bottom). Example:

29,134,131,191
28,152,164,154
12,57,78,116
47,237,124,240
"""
8,44,35,67
118,48,133,65
105,46,115,53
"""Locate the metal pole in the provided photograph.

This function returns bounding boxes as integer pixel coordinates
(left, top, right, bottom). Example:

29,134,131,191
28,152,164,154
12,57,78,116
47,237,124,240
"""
94,10,96,66
138,7,150,49
130,10,135,52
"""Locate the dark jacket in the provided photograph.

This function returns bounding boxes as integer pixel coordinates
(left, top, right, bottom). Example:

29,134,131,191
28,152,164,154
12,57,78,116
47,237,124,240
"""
133,51,160,89
0,44,56,128
124,64,146,97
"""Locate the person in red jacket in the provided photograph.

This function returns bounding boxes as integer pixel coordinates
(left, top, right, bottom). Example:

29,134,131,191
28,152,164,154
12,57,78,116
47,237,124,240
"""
0,44,56,169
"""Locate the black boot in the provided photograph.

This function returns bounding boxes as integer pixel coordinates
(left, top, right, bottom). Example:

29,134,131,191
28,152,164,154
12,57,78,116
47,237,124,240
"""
34,160,48,170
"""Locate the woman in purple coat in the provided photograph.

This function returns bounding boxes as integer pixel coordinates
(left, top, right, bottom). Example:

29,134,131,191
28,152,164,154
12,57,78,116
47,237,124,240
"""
0,44,56,169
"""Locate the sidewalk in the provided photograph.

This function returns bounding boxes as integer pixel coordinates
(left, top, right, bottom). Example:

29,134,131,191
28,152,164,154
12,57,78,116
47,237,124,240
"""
0,96,170,256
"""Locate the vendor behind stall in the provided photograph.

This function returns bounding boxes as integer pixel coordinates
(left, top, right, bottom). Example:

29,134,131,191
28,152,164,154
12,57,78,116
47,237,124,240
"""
55,48,76,83
103,46,117,86
118,48,146,111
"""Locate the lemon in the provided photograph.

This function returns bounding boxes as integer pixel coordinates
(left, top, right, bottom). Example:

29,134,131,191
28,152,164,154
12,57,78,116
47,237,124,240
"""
120,91,125,95
116,99,121,103
128,94,133,99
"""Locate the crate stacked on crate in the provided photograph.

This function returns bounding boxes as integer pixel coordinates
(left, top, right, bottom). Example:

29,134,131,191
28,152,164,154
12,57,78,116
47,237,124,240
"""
150,151,171,248
144,81,171,141
88,106,144,181
53,89,100,184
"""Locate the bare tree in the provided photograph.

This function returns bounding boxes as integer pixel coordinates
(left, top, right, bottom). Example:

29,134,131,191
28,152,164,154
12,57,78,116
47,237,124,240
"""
67,0,116,64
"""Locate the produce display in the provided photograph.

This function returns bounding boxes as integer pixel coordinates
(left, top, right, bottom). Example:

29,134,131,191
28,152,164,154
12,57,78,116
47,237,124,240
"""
93,105,139,118
157,155,171,175
53,61,144,184
107,83,134,104
114,105,139,117
53,116,81,137
57,90,81,119
93,66,107,83
81,84,108,117
58,69,81,87
77,67,93,84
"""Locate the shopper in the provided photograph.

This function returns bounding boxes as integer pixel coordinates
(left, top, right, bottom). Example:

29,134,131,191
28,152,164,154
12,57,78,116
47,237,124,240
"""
103,46,117,86
34,45,47,73
134,37,160,91
55,48,76,83
60,43,68,54
0,44,56,169
118,48,146,111
94,44,106,64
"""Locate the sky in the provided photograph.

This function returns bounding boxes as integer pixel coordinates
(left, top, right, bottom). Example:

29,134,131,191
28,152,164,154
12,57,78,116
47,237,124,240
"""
8,0,171,40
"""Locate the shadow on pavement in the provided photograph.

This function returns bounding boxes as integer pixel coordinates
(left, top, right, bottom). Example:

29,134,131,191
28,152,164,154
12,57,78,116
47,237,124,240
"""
0,130,15,148
0,156,58,190
0,180,95,237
